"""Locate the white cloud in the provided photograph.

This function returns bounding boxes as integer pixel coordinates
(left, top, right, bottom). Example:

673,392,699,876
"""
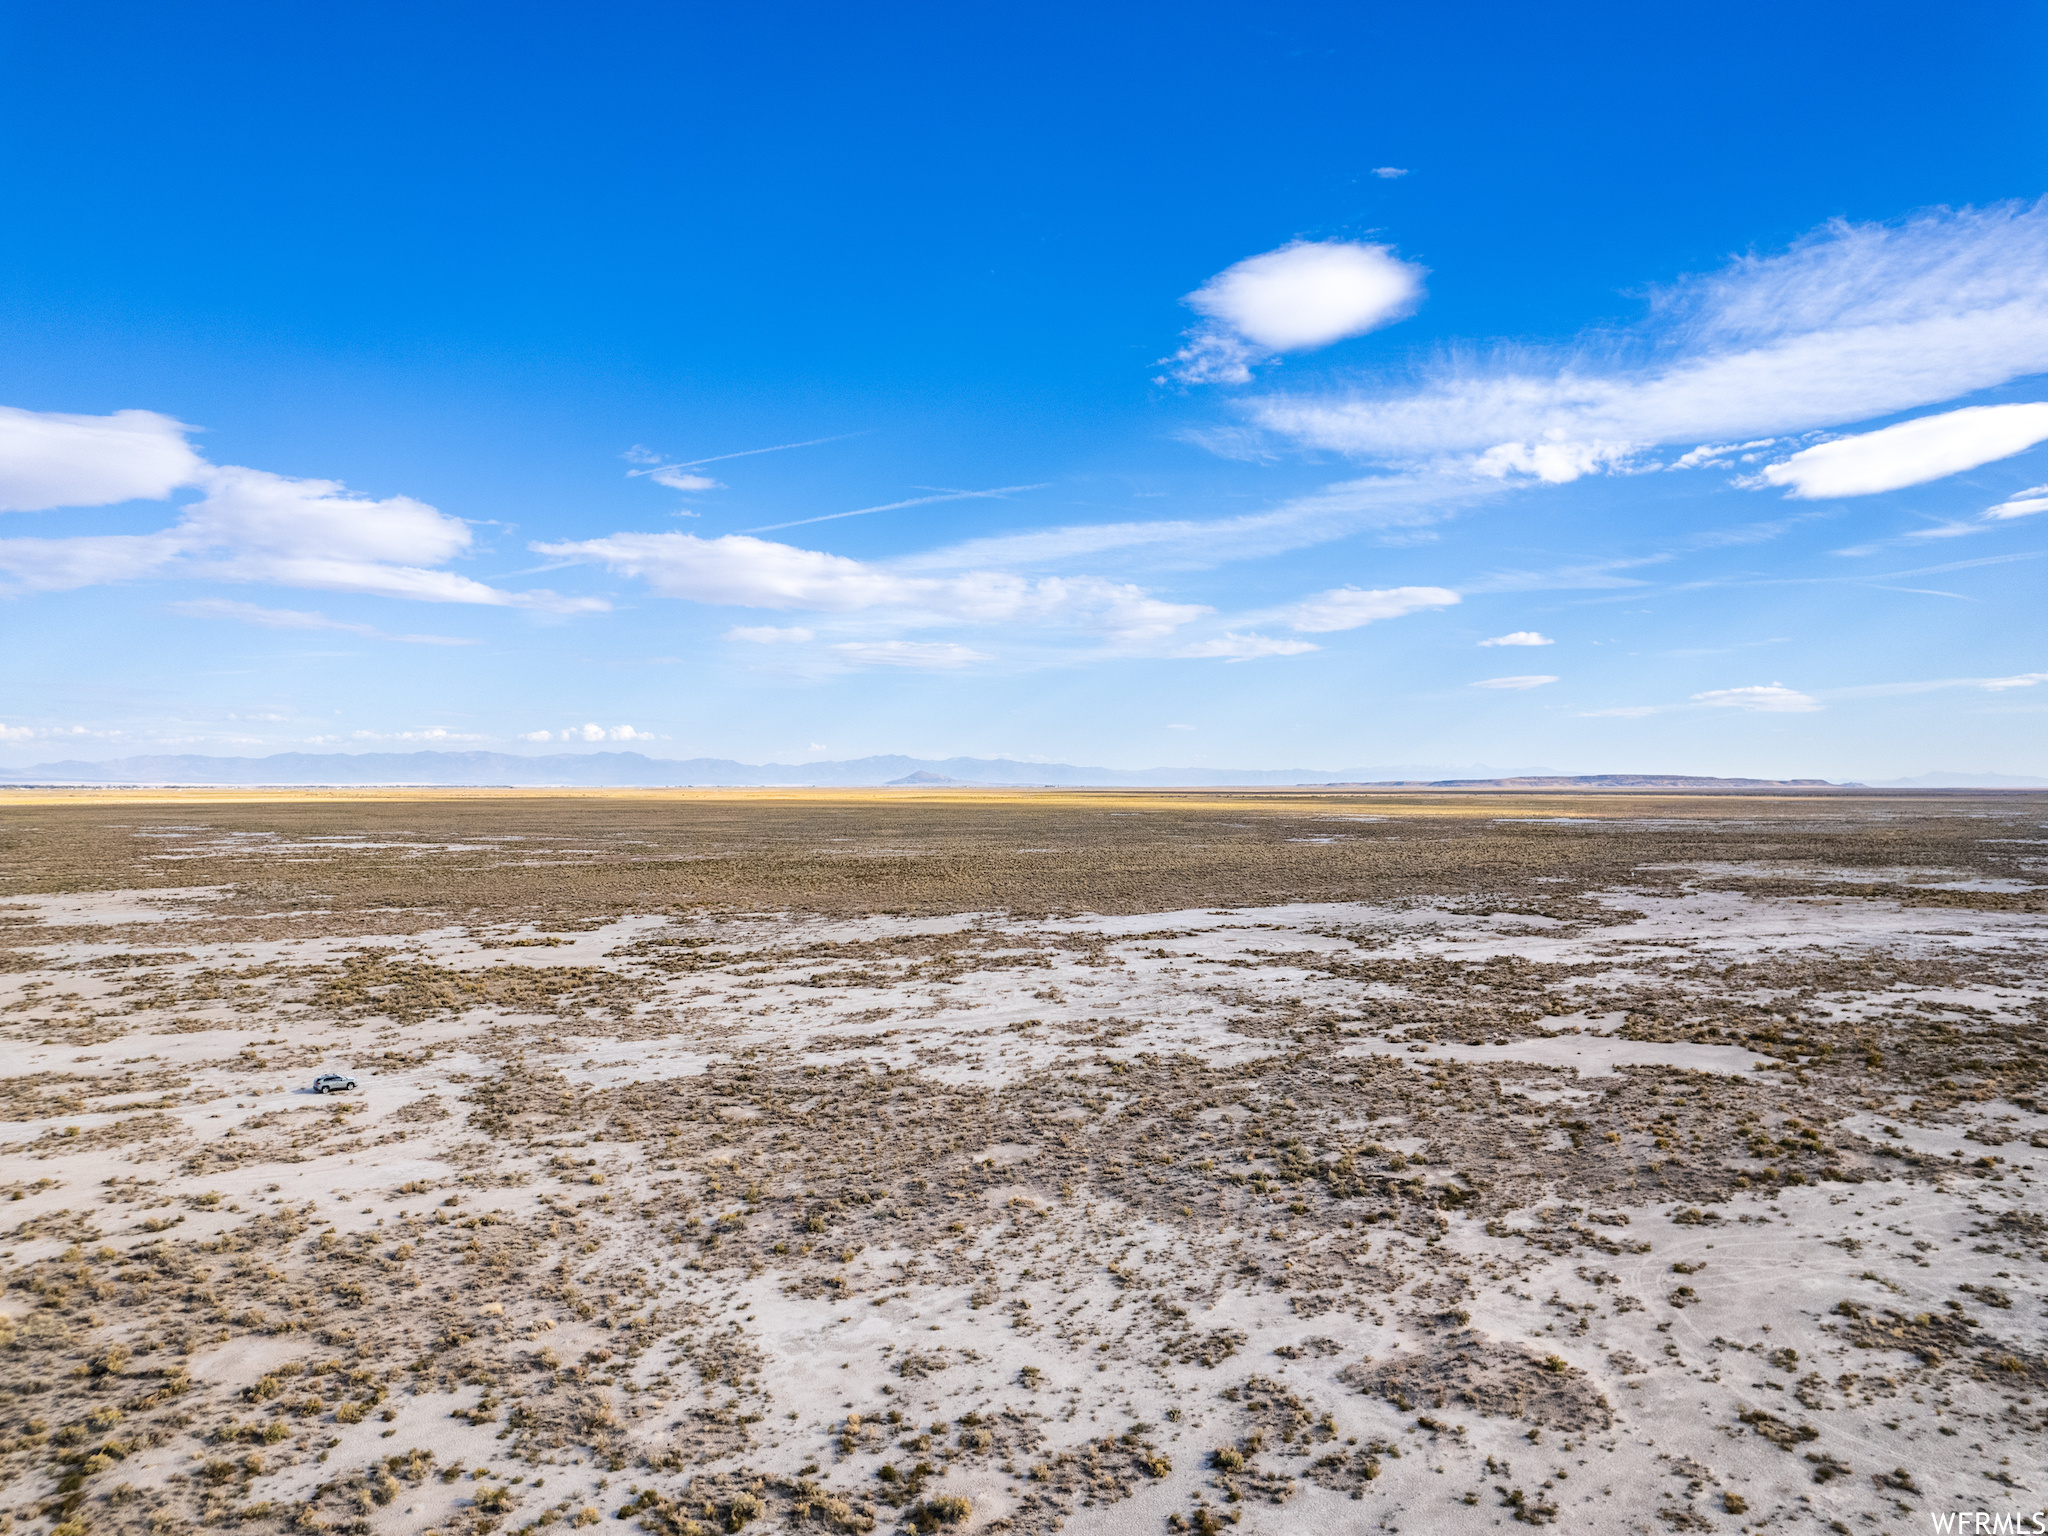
624,446,722,493
1479,630,1553,647
1371,167,1409,179
0,723,113,742
167,597,478,645
1282,583,1460,632
190,466,472,565
1162,241,1427,385
177,466,603,607
532,723,658,742
534,532,1206,642
1472,437,1637,484
1691,683,1820,712
1671,439,1778,470
904,470,1482,575
1760,403,2048,498
649,467,722,492
0,406,207,511
1173,632,1320,660
0,408,607,612
1247,202,2048,483
1980,671,2048,690
832,640,990,669
1984,486,2048,520
726,625,815,644
1469,674,1557,689
521,724,653,742
350,728,489,742
0,530,186,591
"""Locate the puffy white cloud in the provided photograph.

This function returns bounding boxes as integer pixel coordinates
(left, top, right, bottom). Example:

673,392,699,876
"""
0,422,605,611
1371,167,1409,179
1983,485,2048,520
1283,584,1460,633
1479,630,1553,647
1691,683,1820,712
167,598,478,645
726,625,815,643
1760,403,2048,498
1191,242,1427,352
1248,202,2048,484
527,723,657,742
1173,632,1320,660
187,466,472,566
0,406,207,511
1472,437,1636,484
178,467,606,608
1162,241,1426,385
1469,675,1557,689
832,640,990,669
534,532,1207,642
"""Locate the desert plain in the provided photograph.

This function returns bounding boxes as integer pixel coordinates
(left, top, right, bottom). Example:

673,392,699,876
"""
1,786,2045,1536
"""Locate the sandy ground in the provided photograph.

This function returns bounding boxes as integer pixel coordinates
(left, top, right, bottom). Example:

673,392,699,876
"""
2,793,2045,1536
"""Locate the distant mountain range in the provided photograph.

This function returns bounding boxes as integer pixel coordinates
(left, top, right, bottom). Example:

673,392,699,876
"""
0,749,1572,787
0,750,2031,789
1863,771,2048,788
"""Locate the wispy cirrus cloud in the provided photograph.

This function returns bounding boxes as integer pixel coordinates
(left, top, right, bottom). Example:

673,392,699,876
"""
1172,632,1319,661
1279,584,1459,633
350,727,490,743
1243,202,2048,490
168,598,479,645
1584,681,1821,717
532,530,1207,643
1470,674,1557,690
832,640,991,670
623,433,865,495
1985,486,2048,520
743,483,1050,535
900,470,1489,576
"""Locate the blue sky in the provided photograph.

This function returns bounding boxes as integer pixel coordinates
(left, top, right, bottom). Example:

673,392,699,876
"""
3,0,2047,778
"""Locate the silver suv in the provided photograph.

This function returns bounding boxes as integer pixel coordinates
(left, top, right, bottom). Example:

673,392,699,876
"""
311,1073,358,1094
